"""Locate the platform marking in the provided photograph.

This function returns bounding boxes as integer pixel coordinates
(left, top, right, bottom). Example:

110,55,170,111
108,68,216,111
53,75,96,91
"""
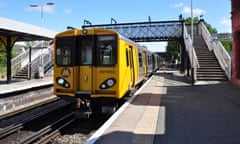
134,76,165,144
85,76,154,144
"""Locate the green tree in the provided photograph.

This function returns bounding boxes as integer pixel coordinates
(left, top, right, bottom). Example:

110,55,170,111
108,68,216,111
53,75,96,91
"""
222,41,232,52
166,41,180,64
184,17,199,24
205,22,217,34
0,44,6,68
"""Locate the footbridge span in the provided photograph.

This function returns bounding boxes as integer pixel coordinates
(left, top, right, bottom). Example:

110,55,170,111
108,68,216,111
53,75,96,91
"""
82,20,184,42
82,19,231,83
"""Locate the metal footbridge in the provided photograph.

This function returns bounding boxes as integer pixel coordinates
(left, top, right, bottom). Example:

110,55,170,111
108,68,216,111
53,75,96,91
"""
83,20,183,42
83,19,231,83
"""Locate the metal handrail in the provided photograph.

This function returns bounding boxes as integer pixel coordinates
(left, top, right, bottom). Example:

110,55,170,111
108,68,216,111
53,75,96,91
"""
11,50,29,77
200,21,231,80
183,24,199,81
11,41,52,77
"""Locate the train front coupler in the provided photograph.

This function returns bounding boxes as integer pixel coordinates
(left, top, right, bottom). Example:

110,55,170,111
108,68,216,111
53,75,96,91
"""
74,98,92,119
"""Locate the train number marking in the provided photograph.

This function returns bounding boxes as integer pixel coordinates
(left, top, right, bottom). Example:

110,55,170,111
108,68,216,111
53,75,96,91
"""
100,70,115,74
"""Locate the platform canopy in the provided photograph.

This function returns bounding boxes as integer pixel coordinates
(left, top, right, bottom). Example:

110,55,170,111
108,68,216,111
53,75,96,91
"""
0,17,58,83
0,17,58,41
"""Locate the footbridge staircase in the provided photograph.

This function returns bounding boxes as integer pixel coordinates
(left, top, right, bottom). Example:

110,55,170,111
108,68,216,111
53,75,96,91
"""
11,41,53,80
83,19,231,83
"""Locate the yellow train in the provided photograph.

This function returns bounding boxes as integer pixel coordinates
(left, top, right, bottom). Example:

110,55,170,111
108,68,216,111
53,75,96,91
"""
54,28,160,117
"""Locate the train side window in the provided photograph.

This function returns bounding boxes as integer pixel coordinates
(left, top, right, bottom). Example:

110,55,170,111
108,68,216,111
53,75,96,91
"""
126,49,129,67
138,53,143,67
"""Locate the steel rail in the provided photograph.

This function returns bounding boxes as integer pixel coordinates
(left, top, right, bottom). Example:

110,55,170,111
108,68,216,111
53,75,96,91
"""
0,99,64,139
17,112,74,144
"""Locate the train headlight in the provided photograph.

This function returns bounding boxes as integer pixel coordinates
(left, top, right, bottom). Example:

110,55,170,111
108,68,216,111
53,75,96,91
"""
56,77,70,88
101,84,106,89
82,29,88,35
57,78,64,85
100,78,116,89
106,79,115,87
65,83,70,88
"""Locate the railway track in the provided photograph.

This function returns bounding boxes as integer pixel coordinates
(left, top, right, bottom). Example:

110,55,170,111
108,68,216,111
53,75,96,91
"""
18,112,75,144
0,100,71,143
0,99,111,144
51,113,111,144
0,80,138,143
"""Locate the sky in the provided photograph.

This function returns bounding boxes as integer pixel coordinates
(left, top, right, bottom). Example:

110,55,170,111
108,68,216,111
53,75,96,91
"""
0,0,232,52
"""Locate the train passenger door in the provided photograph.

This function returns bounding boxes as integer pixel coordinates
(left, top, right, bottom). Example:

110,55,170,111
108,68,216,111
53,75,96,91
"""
128,46,135,87
78,37,93,91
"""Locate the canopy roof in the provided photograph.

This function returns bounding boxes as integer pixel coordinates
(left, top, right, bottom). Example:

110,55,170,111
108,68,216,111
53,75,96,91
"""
0,17,58,41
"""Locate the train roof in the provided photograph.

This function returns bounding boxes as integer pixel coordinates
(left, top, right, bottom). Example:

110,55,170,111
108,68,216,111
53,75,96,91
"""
56,27,150,52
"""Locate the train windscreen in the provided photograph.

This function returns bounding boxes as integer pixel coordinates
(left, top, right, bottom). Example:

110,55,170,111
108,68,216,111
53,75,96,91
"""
96,35,117,66
55,36,76,66
79,36,93,65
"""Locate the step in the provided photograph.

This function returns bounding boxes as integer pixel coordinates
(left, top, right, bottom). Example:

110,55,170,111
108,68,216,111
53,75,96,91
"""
198,67,223,69
197,77,228,81
196,73,227,77
197,70,225,73
12,76,29,79
198,56,217,58
198,62,220,64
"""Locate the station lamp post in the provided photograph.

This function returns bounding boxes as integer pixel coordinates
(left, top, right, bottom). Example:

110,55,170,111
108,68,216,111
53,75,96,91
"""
30,2,55,28
29,2,55,78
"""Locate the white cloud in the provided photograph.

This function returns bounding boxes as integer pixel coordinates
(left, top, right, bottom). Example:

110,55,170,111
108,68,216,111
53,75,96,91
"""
171,2,184,8
43,5,55,13
220,17,231,26
64,9,72,14
183,6,206,16
220,17,232,32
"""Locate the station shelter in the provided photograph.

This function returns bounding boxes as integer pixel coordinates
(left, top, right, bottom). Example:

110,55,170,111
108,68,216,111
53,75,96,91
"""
0,17,57,83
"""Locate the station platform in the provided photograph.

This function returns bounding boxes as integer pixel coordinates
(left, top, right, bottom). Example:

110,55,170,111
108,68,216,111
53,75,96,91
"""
86,70,240,144
0,76,55,117
0,76,53,95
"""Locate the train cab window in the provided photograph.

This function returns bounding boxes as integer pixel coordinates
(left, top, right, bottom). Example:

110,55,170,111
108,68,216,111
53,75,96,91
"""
96,35,117,66
55,37,76,66
79,40,93,65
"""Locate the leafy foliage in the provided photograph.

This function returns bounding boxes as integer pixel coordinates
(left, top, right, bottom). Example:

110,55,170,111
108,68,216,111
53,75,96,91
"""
221,41,232,52
166,41,180,63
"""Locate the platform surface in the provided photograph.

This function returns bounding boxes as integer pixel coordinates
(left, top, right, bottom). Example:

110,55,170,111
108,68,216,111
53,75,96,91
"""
0,76,53,95
87,70,240,144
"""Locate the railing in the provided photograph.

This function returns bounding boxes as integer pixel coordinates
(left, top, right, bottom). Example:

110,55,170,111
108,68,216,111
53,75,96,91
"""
11,49,29,77
11,41,53,78
200,21,231,80
183,23,200,81
11,41,43,77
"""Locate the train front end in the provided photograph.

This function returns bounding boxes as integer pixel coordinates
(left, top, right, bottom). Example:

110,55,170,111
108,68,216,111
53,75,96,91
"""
54,28,120,117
